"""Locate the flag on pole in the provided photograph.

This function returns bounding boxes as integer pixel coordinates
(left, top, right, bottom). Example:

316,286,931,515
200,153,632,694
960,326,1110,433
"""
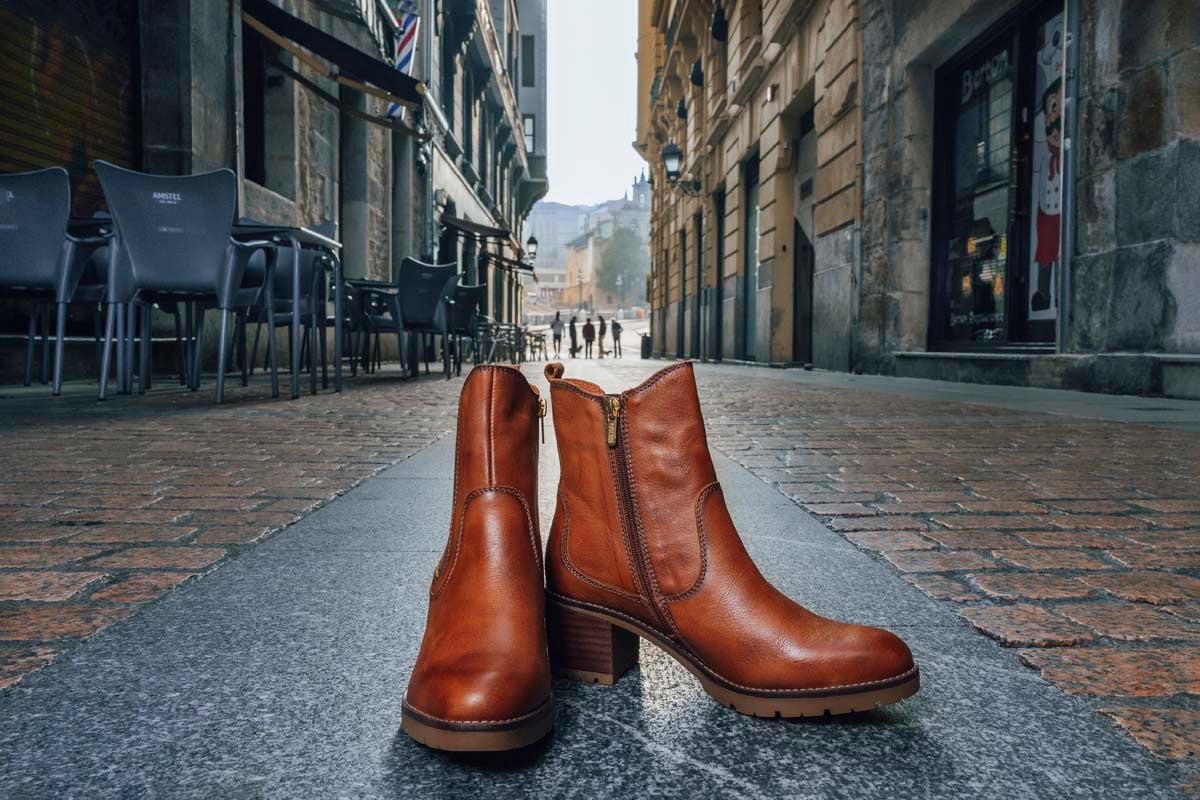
388,1,421,118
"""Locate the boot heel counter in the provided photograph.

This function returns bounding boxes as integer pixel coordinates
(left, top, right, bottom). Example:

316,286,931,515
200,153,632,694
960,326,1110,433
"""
545,490,570,593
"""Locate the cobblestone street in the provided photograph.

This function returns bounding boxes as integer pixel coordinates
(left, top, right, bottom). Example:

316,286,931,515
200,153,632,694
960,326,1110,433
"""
0,370,460,688
0,359,1198,796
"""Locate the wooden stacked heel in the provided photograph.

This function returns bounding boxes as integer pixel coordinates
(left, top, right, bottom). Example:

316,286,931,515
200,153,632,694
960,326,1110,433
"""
547,600,639,685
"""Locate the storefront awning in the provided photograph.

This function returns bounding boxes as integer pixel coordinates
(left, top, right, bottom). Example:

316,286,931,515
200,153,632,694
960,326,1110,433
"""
242,0,425,109
482,252,535,275
441,214,511,240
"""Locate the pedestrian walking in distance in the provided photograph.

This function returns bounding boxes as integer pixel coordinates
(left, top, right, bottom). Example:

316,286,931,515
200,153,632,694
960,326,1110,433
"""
550,311,564,358
582,318,595,358
568,315,578,358
597,315,608,359
611,318,623,358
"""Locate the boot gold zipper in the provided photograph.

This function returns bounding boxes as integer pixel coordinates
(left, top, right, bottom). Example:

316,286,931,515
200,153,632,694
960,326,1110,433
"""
538,397,547,443
606,394,673,635
605,395,620,448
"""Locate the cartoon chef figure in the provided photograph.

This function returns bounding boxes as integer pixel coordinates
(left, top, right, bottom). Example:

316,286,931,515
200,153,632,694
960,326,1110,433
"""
1032,76,1062,313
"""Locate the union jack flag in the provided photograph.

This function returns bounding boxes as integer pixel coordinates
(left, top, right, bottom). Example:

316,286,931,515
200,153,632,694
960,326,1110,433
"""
388,0,421,118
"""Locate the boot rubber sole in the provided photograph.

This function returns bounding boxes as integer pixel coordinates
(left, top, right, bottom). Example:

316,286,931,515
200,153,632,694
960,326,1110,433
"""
547,593,920,718
400,698,554,752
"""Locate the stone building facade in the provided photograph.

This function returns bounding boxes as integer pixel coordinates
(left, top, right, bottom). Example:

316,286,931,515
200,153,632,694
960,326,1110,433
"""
0,0,548,376
635,0,1199,397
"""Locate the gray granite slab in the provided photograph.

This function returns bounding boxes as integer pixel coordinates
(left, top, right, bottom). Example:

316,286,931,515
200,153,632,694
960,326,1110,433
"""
0,435,1185,799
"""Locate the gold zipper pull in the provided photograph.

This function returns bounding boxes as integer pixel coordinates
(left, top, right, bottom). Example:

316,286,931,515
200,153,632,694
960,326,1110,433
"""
605,395,621,448
538,397,547,443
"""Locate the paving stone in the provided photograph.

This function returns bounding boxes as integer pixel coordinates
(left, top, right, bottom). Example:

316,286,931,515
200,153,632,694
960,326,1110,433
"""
85,547,227,571
0,545,106,567
0,526,75,543
992,548,1116,571
842,530,935,551
193,526,278,545
68,525,198,544
1122,529,1200,549
883,550,1000,573
925,530,1028,549
1018,530,1137,549
0,572,107,602
0,605,132,642
802,502,879,516
828,515,927,532
1058,601,1200,641
931,515,1059,531
902,574,982,602
1083,573,1200,605
960,604,1095,647
91,573,200,603
0,645,56,689
1100,708,1200,761
969,573,1096,600
1140,514,1200,529
1109,549,1200,570
1020,647,1200,697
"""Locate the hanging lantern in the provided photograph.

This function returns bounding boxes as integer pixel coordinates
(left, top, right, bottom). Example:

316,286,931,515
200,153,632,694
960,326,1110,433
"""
690,58,704,87
711,2,728,41
676,99,688,120
660,143,683,182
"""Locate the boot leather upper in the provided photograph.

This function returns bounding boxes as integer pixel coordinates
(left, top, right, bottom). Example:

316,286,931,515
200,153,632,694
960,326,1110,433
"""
405,366,551,724
546,361,915,694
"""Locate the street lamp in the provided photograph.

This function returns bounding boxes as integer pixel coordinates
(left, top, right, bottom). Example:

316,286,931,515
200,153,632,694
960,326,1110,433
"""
526,235,538,263
660,142,701,195
661,143,683,182
577,274,583,311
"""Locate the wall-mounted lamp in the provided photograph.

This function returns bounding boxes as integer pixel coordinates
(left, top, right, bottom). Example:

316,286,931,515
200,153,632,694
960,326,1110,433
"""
660,143,702,195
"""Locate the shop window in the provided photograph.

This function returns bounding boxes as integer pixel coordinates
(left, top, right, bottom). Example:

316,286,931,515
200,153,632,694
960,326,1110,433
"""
931,1,1064,347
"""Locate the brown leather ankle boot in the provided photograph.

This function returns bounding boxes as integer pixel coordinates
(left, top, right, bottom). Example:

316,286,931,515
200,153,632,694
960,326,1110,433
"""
402,365,553,751
543,361,919,717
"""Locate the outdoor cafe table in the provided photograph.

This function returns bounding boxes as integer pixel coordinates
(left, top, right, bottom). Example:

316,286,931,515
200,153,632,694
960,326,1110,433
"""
231,222,344,399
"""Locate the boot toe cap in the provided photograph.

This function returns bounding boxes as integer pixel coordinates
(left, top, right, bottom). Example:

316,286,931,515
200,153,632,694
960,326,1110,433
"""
831,624,916,688
406,664,550,725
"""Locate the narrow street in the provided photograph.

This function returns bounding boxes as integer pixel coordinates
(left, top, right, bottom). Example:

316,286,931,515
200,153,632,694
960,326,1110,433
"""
0,357,1196,797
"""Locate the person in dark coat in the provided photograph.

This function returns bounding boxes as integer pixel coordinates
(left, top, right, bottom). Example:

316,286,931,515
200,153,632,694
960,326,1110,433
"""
597,315,607,359
582,318,595,358
568,315,578,358
611,318,623,358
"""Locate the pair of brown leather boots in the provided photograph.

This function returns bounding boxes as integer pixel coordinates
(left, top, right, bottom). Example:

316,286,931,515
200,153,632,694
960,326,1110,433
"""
402,362,919,752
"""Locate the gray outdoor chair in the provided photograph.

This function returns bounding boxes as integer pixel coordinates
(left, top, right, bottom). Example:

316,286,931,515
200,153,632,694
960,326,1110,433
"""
94,161,280,402
353,258,458,379
0,167,113,395
435,282,485,378
242,219,339,389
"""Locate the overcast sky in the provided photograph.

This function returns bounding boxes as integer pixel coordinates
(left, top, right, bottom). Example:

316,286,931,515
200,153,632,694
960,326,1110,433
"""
544,1,646,206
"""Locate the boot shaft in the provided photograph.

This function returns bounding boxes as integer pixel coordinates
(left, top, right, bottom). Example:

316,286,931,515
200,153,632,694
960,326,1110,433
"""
452,364,543,532
543,361,720,616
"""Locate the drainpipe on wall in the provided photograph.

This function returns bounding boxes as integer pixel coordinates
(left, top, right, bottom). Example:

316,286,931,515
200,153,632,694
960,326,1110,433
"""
1057,0,1081,354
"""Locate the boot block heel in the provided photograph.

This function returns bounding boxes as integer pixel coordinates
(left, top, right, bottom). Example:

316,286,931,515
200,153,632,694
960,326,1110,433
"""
547,601,639,686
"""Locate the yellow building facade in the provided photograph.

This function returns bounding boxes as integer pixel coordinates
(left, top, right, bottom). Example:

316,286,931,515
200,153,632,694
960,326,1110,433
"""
635,0,861,366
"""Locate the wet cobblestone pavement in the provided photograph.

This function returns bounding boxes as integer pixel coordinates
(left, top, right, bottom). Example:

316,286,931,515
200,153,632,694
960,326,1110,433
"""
0,369,460,688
